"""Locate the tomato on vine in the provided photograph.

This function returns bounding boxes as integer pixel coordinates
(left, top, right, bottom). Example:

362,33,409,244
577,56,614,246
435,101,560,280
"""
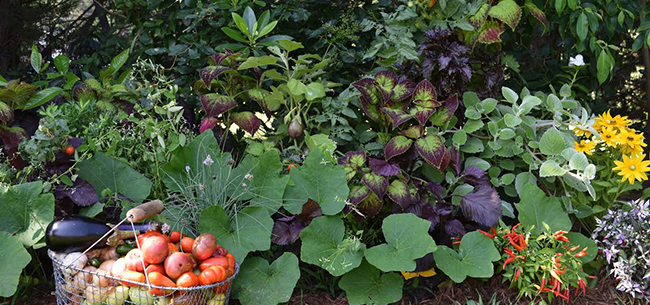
65,146,75,156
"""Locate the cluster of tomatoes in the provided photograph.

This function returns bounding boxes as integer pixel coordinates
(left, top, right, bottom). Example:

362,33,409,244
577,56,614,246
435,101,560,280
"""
114,231,235,295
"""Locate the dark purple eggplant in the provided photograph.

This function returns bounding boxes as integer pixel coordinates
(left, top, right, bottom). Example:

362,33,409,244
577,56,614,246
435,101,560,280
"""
46,216,150,253
288,119,304,139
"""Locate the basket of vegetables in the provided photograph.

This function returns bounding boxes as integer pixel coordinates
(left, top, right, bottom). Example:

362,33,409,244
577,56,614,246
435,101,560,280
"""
46,200,238,305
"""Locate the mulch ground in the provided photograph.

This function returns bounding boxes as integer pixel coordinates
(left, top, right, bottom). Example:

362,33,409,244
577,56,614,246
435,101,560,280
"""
10,271,644,305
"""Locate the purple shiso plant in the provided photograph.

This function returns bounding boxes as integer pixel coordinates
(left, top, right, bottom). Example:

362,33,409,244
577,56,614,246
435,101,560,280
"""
593,199,650,300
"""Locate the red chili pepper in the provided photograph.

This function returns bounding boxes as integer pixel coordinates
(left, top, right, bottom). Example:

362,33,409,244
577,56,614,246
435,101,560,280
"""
478,229,494,239
568,245,580,252
490,227,497,237
503,257,515,269
514,268,521,282
513,223,521,230
538,277,546,295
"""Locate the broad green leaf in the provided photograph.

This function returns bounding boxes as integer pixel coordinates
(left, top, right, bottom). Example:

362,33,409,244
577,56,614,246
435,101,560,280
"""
0,232,31,297
232,253,300,305
365,213,436,272
30,45,42,74
576,12,589,41
110,49,129,72
278,39,304,52
222,27,248,43
597,50,612,84
228,151,289,214
515,172,537,196
283,149,349,215
54,55,69,74
539,160,567,177
503,113,522,127
415,135,447,170
22,87,62,110
258,20,278,37
463,120,484,133
199,206,273,263
502,87,518,104
78,152,152,203
488,0,522,30
516,184,571,234
481,98,497,113
539,127,568,155
238,56,278,70
338,260,403,305
463,92,480,107
0,181,54,247
304,82,325,101
453,130,467,146
232,12,250,38
300,216,366,276
555,0,566,13
433,231,500,283
518,95,542,115
461,137,484,153
242,6,257,37
569,153,589,171
287,79,306,96
80,202,105,218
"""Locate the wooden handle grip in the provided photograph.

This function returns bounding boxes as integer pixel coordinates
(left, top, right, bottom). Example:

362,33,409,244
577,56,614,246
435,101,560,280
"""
126,200,164,222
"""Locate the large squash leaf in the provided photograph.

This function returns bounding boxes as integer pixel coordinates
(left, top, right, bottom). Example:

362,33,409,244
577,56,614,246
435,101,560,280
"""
0,232,31,297
365,213,436,272
0,181,54,247
199,206,273,263
78,152,152,203
515,184,571,234
433,231,500,283
283,149,349,215
338,260,403,305
232,252,300,305
229,150,289,214
300,216,366,276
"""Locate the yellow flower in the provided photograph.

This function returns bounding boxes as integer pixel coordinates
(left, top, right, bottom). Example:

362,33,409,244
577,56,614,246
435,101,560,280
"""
599,126,619,147
593,110,630,132
613,154,650,184
401,267,436,280
621,144,645,157
619,129,647,150
574,140,596,155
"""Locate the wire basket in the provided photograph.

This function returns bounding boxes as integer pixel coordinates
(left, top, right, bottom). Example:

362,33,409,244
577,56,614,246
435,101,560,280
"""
49,250,239,305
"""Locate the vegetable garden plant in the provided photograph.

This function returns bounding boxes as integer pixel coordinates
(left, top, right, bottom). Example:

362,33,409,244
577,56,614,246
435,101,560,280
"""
2,1,650,304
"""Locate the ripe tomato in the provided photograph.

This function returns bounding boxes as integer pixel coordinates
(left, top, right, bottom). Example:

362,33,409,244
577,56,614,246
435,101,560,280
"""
176,272,199,288
226,254,235,275
168,242,180,254
192,233,217,261
169,231,183,243
65,146,75,156
180,237,194,253
199,257,229,272
287,164,297,171
148,271,176,296
120,271,145,287
198,266,227,286
145,264,165,276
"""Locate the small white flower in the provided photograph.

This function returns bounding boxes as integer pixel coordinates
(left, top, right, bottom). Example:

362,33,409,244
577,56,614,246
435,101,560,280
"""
185,165,191,173
241,183,247,188
203,155,214,166
245,173,253,180
569,54,585,67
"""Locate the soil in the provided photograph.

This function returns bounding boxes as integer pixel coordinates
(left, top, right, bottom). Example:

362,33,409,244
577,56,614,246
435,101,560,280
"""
11,271,644,305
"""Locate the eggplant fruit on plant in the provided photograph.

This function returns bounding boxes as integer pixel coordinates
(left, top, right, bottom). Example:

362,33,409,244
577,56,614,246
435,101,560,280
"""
288,119,304,139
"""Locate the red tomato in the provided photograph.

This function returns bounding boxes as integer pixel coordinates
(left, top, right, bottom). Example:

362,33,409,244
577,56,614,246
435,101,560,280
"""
288,164,297,171
169,231,183,243
192,233,217,261
226,253,236,275
120,271,145,287
198,266,227,286
199,257,229,272
168,243,180,254
176,272,199,288
148,271,176,296
145,264,165,276
180,237,194,253
65,146,75,156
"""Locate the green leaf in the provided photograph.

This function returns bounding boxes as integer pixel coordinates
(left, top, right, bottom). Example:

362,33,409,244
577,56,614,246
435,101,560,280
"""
488,0,522,30
304,82,325,101
228,151,289,214
555,0,566,13
0,181,54,247
30,45,42,74
569,153,589,171
232,253,300,305
597,50,612,84
433,231,500,283
576,12,589,41
338,260,403,305
232,12,250,38
463,92,480,107
283,149,349,215
80,202,105,218
199,206,273,263
501,87,519,104
22,87,62,110
365,214,436,272
54,55,69,74
287,79,306,96
516,184,571,234
222,27,249,43
242,6,257,37
515,172,537,196
110,49,129,72
300,216,366,276
539,127,568,155
0,232,31,297
481,98,498,113
238,56,278,70
518,95,542,116
78,152,152,203
539,161,567,177
503,113,522,127
463,120,484,133
258,20,278,37
278,39,304,52
461,137,484,153
453,130,467,146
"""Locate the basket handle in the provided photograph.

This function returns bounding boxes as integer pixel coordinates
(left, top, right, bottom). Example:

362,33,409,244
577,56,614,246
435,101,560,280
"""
126,200,164,222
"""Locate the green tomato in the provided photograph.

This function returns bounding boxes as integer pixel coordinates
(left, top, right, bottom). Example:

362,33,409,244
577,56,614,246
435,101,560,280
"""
105,286,130,305
129,286,156,305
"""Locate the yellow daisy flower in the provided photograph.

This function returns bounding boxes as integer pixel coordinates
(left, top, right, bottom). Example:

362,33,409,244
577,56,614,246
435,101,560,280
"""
613,154,650,184
593,110,630,132
620,144,645,157
613,114,631,129
574,140,596,155
572,125,592,138
599,126,619,147
619,129,647,150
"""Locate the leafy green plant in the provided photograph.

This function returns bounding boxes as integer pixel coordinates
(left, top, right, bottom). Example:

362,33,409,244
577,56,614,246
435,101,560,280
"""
220,6,284,56
466,0,547,45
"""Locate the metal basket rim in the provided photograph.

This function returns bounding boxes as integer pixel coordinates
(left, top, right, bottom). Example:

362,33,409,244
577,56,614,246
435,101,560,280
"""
48,249,239,292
